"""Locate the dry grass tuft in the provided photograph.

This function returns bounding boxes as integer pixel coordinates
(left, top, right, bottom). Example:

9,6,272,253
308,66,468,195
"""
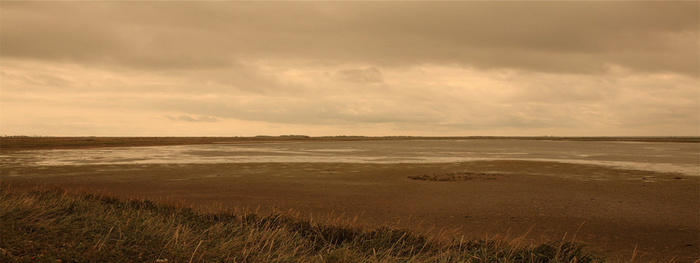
0,183,601,262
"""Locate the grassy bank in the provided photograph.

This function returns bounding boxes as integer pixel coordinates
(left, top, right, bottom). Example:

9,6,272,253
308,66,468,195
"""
0,184,601,262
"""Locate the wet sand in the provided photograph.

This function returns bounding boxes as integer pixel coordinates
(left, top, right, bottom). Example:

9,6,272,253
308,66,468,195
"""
3,160,698,262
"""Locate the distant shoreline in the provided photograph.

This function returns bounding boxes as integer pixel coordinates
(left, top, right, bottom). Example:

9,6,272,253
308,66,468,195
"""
1,136,698,152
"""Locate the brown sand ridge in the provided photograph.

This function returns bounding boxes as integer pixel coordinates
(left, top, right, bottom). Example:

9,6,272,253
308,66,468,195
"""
1,137,698,262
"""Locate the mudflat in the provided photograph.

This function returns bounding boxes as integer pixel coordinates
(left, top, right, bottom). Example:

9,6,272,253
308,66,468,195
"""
2,136,697,152
1,138,698,262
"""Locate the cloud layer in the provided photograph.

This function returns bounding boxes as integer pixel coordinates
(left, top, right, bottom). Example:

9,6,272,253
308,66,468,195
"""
1,2,698,136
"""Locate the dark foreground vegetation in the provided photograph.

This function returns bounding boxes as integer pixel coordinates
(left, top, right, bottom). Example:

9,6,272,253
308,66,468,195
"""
0,184,601,262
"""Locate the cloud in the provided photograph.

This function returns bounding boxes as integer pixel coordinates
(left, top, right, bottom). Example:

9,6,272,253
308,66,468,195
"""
1,2,696,76
166,115,219,123
3,57,698,136
1,2,698,136
334,67,383,84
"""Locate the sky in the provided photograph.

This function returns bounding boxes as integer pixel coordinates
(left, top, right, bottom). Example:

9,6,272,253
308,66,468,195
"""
1,1,698,137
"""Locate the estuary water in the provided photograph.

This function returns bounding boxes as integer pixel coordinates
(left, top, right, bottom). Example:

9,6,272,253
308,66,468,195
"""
1,139,698,176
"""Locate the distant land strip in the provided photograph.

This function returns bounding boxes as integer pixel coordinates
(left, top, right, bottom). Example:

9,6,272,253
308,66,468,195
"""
1,136,698,152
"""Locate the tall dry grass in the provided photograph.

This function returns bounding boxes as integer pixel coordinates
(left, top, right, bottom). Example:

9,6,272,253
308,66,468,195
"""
0,183,601,262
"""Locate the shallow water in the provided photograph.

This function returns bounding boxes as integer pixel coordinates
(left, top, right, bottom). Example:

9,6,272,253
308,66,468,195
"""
2,139,698,176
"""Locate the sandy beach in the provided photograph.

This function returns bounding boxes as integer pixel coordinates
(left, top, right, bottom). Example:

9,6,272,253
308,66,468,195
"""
2,158,698,262
0,138,700,262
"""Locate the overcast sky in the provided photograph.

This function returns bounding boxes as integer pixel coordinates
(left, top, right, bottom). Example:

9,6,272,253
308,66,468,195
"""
1,1,698,136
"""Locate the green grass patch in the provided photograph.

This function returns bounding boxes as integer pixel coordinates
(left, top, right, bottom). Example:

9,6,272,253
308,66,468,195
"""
0,184,602,262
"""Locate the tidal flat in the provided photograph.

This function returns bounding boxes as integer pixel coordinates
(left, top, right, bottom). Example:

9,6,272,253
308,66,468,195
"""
1,137,698,262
